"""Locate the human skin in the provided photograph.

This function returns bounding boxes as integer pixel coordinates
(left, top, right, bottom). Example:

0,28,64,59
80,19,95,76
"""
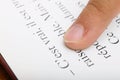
64,0,120,50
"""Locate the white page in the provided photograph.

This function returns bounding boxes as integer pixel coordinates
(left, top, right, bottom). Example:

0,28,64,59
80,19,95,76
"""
0,0,120,80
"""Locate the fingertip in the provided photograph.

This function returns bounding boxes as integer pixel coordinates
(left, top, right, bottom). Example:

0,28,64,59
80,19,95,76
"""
64,0,120,50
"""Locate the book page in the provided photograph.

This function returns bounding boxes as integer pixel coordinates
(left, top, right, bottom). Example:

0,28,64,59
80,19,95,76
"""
0,0,120,80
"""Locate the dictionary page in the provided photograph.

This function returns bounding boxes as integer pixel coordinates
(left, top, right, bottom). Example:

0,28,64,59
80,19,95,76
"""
0,0,120,80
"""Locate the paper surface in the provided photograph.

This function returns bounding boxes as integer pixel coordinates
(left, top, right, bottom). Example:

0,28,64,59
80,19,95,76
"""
0,0,120,80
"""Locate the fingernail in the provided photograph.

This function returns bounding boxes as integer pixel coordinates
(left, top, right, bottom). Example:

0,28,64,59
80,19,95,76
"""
64,24,84,43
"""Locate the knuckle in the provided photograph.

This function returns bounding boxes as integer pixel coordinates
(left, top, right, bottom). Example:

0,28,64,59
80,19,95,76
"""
87,0,111,15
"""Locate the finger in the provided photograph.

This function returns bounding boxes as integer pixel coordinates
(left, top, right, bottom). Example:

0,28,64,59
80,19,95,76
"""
64,0,120,50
